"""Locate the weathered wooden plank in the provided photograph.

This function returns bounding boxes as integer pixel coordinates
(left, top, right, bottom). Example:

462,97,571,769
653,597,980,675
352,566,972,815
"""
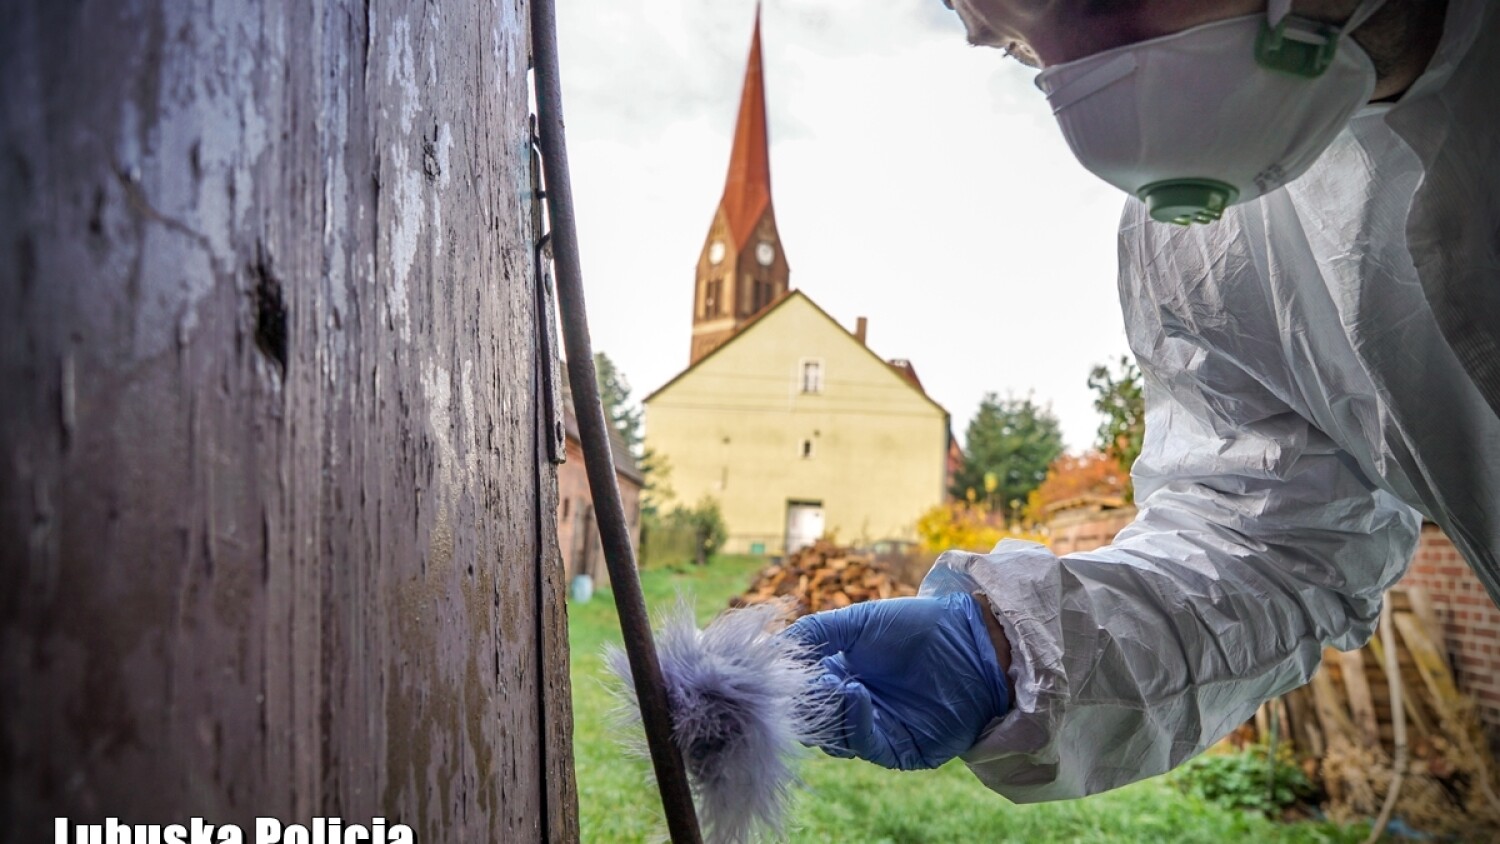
1395,612,1462,713
1400,587,1448,662
1339,649,1381,747
1285,686,1325,759
1310,652,1358,746
0,0,572,839
1367,632,1434,738
1395,613,1500,813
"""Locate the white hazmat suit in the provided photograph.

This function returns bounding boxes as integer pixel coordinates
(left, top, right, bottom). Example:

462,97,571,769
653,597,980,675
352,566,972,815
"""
923,0,1500,801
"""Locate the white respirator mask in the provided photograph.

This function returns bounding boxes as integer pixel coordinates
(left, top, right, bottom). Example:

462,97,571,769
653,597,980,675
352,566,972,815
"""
1035,0,1387,225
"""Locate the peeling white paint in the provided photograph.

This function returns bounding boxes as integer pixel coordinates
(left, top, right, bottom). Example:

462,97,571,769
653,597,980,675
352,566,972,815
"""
115,99,143,181
117,0,276,360
436,123,453,191
424,360,455,496
388,141,422,343
423,359,477,506
384,15,426,345
385,17,420,137
500,0,519,76
132,223,215,361
459,359,478,493
321,10,352,389
432,122,453,257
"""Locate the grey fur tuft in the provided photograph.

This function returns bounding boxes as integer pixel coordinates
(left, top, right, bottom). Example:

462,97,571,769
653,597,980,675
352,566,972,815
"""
606,599,835,844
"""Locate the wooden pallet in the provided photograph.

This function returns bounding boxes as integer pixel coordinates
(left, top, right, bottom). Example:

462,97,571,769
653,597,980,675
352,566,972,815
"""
1248,587,1500,836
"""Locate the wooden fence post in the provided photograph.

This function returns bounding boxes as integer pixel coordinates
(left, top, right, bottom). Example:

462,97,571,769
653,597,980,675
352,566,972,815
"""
0,0,576,838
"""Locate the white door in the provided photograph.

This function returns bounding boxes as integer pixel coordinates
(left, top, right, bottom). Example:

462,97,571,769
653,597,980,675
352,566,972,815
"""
785,501,824,554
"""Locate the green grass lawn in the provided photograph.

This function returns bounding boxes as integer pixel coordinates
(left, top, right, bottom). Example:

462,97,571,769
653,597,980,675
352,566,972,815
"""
568,555,1370,843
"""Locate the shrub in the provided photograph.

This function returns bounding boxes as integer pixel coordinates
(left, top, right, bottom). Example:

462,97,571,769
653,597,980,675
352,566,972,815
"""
1171,742,1313,817
669,497,727,566
915,495,1046,554
641,498,728,568
640,510,692,569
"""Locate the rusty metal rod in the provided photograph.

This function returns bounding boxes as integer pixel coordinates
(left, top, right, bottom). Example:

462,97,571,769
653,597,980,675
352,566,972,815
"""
529,1,704,841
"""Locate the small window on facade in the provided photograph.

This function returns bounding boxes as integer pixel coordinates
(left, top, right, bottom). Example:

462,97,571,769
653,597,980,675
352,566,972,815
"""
705,279,721,316
800,359,823,394
562,498,570,519
800,439,814,459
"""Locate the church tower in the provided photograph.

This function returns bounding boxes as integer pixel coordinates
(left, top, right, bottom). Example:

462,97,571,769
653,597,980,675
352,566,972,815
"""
690,7,790,365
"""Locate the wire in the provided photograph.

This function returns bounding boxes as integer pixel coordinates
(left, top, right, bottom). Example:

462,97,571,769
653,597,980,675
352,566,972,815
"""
530,2,703,841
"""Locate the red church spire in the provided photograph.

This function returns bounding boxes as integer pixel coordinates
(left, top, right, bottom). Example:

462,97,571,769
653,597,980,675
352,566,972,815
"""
688,5,789,366
720,5,772,248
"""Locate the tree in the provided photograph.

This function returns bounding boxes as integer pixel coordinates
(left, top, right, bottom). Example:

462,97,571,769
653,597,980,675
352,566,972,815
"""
593,351,643,457
1088,356,1146,495
1022,451,1129,525
638,447,674,518
951,393,1065,523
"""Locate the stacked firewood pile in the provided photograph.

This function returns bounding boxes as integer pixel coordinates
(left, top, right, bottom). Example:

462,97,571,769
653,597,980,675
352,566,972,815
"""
730,539,916,616
1239,587,1500,837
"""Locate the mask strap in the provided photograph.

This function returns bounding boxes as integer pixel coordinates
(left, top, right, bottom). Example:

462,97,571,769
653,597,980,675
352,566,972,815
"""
1340,0,1389,37
1268,0,1293,28
1272,0,1386,32
1257,0,1388,77
1270,0,1388,34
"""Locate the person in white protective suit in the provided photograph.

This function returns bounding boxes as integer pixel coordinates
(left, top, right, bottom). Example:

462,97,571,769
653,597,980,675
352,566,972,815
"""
786,0,1500,801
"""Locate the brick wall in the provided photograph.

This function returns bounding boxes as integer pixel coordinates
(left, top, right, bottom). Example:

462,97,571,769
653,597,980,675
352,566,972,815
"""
1396,523,1500,737
556,437,642,590
556,438,592,582
1045,511,1500,740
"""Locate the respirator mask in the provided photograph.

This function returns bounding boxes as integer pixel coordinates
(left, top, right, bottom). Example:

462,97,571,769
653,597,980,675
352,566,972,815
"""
1035,0,1387,225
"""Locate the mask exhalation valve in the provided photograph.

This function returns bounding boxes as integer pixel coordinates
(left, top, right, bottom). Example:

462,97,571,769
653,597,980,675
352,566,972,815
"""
1139,179,1239,226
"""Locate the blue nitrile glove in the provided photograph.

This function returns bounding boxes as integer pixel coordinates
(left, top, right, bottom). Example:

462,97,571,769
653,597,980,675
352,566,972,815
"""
784,592,1011,771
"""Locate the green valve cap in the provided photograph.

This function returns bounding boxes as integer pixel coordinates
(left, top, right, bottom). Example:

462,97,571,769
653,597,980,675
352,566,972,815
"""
1140,180,1240,226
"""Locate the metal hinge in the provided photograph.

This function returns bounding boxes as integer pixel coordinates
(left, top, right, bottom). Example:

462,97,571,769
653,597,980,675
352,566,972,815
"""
531,116,568,465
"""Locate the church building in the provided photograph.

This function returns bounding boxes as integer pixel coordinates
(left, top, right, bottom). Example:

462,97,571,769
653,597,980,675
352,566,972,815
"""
644,11,950,555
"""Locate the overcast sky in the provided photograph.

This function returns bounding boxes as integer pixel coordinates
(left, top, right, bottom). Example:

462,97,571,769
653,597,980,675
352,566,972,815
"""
555,0,1132,451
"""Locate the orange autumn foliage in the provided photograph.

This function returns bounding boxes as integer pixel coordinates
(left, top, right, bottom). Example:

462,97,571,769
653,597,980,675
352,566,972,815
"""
1022,451,1129,525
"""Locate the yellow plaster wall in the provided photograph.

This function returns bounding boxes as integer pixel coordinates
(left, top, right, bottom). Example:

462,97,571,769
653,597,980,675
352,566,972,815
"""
645,294,948,555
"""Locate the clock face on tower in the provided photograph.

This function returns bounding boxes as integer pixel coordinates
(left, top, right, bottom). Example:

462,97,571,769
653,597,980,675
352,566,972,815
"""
756,241,775,266
708,241,726,265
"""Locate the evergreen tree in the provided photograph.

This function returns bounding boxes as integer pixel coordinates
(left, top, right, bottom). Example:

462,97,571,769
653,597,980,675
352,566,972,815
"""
638,447,674,518
951,393,1065,522
593,351,643,457
1088,356,1146,493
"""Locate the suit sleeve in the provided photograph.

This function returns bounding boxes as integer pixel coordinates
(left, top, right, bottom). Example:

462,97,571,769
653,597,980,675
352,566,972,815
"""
922,211,1421,802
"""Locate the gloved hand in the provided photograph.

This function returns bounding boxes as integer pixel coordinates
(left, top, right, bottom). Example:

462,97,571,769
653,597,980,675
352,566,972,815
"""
784,592,1011,771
